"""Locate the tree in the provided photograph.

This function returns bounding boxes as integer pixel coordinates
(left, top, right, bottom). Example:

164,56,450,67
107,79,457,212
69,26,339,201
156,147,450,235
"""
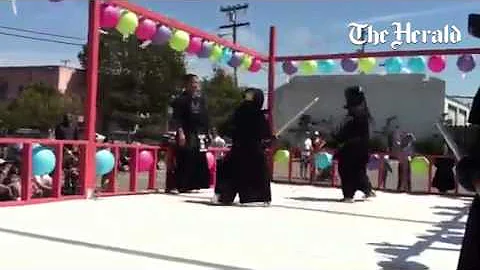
77,31,186,134
201,69,243,129
5,83,81,131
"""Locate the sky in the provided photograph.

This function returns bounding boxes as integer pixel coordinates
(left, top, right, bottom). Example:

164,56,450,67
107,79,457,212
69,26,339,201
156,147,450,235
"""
0,0,480,98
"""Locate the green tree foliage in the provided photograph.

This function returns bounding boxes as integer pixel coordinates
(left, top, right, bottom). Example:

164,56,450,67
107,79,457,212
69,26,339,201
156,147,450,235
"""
77,31,186,133
201,69,243,129
5,83,81,131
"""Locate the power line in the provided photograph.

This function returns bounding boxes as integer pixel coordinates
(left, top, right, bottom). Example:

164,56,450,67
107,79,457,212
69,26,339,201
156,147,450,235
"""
0,25,84,41
0,30,84,47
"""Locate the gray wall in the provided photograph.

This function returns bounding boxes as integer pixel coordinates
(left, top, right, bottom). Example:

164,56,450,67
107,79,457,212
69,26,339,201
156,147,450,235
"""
274,74,445,143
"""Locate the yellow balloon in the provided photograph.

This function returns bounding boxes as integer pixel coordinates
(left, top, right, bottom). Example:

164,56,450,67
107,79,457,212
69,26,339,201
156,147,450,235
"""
116,11,138,38
300,60,318,75
240,55,253,70
169,30,190,52
358,57,377,73
209,44,223,62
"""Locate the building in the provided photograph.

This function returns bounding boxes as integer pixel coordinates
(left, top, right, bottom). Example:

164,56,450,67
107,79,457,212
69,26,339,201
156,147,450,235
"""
274,74,468,144
444,97,470,126
0,65,85,100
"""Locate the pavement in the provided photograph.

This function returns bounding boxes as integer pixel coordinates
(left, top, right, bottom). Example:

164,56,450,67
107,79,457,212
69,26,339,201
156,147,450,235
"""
0,184,471,270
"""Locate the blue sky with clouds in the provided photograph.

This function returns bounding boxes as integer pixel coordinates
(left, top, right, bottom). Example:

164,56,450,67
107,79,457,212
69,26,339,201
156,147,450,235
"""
0,1,479,96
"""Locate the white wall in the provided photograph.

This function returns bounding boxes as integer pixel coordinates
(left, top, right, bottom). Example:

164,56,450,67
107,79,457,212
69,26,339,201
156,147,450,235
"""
274,74,445,142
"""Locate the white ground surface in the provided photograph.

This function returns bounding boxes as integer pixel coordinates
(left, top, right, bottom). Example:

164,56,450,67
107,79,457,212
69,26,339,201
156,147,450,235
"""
0,184,471,270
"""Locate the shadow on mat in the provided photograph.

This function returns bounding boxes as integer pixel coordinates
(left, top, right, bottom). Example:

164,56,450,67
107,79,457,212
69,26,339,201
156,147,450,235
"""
0,227,252,270
288,196,366,203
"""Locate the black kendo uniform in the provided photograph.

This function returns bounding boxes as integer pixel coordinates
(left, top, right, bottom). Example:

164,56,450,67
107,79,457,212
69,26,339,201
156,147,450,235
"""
214,88,272,205
456,87,480,270
432,156,456,194
333,86,374,202
171,91,210,193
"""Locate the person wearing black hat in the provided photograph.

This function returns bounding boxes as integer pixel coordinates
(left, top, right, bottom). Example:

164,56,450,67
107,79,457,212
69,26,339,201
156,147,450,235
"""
456,87,480,270
213,88,273,206
332,86,375,203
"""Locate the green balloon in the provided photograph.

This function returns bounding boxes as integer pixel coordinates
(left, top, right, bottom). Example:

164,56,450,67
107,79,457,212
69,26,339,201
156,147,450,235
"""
240,55,253,70
300,60,317,75
358,57,377,73
274,150,290,164
410,156,430,176
116,11,138,38
209,44,223,62
169,30,190,52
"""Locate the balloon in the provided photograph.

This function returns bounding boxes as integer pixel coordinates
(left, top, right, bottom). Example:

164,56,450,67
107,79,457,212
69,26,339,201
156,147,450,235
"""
407,57,426,73
169,30,190,52
198,41,213,58
367,154,380,170
428,55,446,73
318,59,335,73
100,4,121,29
341,58,358,72
206,152,215,170
152,25,172,45
240,55,253,70
186,36,202,55
135,18,157,41
96,149,115,176
32,147,56,176
457,54,476,73
282,61,298,75
116,11,139,38
138,150,154,172
384,57,403,74
315,152,333,169
228,52,243,67
299,60,317,75
410,156,430,176
220,48,233,64
274,150,290,164
249,58,262,72
209,44,223,62
358,57,376,73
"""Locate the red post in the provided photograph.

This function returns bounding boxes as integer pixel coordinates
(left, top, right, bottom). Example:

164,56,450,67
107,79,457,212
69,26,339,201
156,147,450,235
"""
21,143,33,201
106,146,119,193
83,0,101,197
267,26,276,182
287,152,292,182
148,149,158,190
129,147,139,192
52,143,64,198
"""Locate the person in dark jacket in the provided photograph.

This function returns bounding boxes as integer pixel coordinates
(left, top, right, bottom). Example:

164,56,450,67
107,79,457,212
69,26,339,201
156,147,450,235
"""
213,88,273,206
456,87,480,270
170,74,210,194
333,86,375,203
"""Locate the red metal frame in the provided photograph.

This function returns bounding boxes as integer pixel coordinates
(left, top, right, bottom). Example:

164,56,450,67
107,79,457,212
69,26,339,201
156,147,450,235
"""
2,1,479,208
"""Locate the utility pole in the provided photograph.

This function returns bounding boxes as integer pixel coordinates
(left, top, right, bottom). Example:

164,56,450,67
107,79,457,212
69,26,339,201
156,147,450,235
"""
60,59,71,67
219,3,250,87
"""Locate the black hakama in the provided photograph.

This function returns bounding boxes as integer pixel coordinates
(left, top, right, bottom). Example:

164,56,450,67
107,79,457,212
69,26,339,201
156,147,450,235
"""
432,157,456,193
171,92,210,192
215,88,272,205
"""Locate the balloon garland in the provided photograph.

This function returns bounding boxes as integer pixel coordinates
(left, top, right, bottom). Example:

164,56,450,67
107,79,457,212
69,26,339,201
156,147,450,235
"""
98,3,263,73
281,54,475,77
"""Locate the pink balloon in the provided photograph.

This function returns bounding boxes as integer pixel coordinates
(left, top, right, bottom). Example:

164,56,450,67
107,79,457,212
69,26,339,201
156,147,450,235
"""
427,55,446,73
186,37,202,55
135,18,157,41
138,150,154,172
100,4,121,29
206,152,215,170
249,58,262,72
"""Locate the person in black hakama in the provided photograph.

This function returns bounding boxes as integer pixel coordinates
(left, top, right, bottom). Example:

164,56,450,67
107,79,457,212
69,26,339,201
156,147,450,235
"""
432,146,456,194
169,74,210,194
213,88,273,206
456,87,480,270
333,86,375,203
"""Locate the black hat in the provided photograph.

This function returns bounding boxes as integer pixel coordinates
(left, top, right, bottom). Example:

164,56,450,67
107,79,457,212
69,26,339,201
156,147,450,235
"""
344,85,365,108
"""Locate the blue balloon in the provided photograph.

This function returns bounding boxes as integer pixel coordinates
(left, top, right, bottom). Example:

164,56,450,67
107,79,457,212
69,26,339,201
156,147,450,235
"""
318,60,335,73
96,149,115,176
384,57,403,74
220,48,233,65
32,147,56,176
407,57,426,73
315,152,333,169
